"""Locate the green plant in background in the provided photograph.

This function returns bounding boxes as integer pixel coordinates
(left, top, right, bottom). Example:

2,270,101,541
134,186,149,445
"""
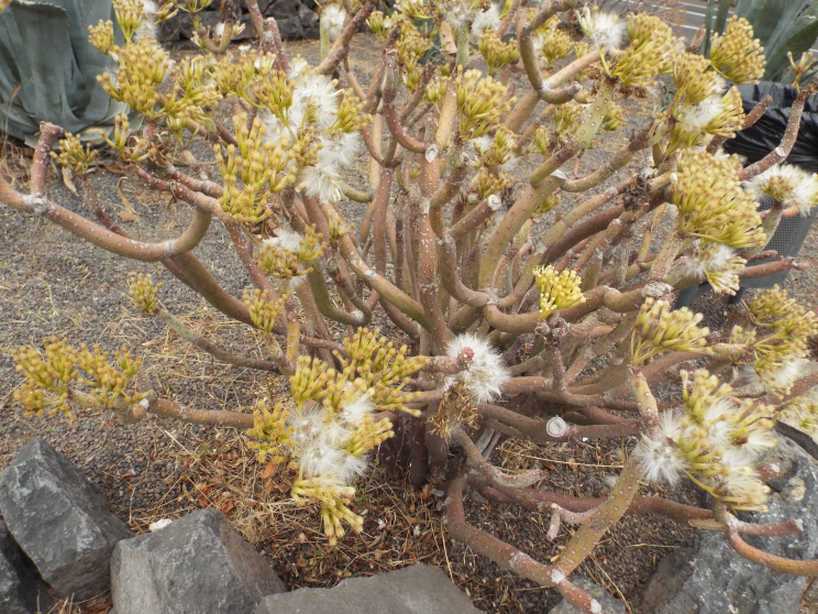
705,0,818,81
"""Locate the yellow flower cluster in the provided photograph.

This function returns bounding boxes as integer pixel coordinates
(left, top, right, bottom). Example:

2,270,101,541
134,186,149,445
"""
105,114,150,163
253,68,294,122
747,286,818,395
330,92,369,134
76,345,143,409
672,52,721,105
479,30,519,72
98,37,170,117
13,340,143,418
671,150,766,248
111,0,150,42
215,113,295,223
247,398,291,464
13,340,77,417
537,16,572,65
336,327,428,414
676,369,774,510
612,13,676,87
88,20,115,55
710,16,766,84
670,86,745,151
397,19,433,91
696,241,747,296
52,133,98,175
533,265,585,319
257,225,324,281
291,477,362,545
473,167,512,200
479,127,516,168
243,289,288,334
128,273,160,315
246,329,427,544
554,100,583,140
456,69,514,139
630,298,710,365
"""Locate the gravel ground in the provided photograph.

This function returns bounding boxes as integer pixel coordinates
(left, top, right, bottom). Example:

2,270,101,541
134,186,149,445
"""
1,33,817,614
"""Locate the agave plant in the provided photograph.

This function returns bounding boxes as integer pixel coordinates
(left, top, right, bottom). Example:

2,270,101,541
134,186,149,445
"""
705,0,818,81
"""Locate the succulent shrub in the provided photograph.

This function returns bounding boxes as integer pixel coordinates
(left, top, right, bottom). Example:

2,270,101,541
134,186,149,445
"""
3,0,818,609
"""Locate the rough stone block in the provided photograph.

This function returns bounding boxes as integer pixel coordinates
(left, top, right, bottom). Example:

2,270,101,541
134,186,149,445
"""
111,508,285,614
548,576,625,614
0,517,44,614
642,439,818,614
253,564,481,614
0,439,131,599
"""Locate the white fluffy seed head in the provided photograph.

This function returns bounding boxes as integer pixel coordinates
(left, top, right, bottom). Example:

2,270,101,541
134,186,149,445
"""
470,3,501,40
265,227,304,253
321,3,348,41
341,394,375,426
445,334,510,404
633,430,686,485
577,7,626,51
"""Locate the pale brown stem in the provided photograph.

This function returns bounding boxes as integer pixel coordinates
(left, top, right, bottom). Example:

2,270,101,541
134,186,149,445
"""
146,397,254,429
30,122,63,194
1,175,213,262
316,1,375,75
447,474,604,613
158,309,284,372
727,528,818,576
739,86,814,180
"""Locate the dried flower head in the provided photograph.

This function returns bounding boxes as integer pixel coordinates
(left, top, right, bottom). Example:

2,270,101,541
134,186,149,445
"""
747,164,818,215
611,13,676,87
52,133,98,175
710,16,765,84
456,69,514,139
672,52,725,105
671,150,766,248
630,298,710,365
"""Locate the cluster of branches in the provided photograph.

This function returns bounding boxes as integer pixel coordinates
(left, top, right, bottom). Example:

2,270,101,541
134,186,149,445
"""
3,0,818,610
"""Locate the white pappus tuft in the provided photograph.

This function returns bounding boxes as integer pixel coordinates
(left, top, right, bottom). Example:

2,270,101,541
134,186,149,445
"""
633,410,686,485
341,394,375,426
288,72,340,132
289,406,369,484
470,3,501,41
321,3,348,42
444,333,510,403
747,163,818,215
135,0,158,40
765,358,811,394
298,133,360,204
577,7,626,52
265,227,304,253
675,95,724,132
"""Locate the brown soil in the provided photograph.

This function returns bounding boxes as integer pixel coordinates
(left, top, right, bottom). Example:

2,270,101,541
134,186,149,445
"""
1,34,817,614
